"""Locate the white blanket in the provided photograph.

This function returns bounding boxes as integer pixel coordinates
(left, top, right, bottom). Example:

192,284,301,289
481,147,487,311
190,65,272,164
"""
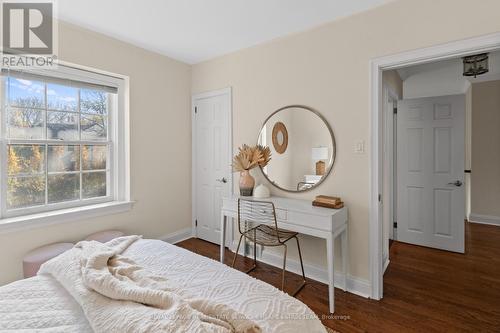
0,239,326,332
38,236,260,333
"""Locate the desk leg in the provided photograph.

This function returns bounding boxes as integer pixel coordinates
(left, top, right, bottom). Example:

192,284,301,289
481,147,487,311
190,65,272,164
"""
220,214,226,263
326,234,335,314
341,227,348,292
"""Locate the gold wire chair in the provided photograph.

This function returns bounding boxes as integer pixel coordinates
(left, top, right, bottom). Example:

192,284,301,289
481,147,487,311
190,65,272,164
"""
232,198,306,296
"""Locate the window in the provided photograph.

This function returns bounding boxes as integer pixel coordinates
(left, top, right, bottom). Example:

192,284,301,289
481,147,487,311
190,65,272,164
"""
0,65,129,221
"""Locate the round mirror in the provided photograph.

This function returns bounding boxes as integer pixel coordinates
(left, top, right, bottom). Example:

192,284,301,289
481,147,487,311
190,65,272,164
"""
258,105,336,192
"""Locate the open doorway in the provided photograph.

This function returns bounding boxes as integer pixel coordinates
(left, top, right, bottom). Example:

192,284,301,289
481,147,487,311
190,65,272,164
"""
381,49,500,273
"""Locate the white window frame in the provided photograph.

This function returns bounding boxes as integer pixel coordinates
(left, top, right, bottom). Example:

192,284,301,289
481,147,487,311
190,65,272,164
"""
0,61,131,233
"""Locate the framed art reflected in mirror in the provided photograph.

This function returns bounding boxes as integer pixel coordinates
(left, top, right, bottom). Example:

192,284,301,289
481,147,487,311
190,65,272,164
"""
272,121,288,154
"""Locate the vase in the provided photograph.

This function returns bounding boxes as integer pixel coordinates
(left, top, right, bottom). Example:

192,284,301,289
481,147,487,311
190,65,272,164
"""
253,184,270,198
239,170,255,196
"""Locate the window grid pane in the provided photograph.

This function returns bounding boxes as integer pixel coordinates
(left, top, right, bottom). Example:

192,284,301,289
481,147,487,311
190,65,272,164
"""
8,77,45,109
80,89,108,115
48,145,80,172
48,173,80,204
7,108,45,140
82,145,107,170
80,114,107,141
3,76,112,213
47,111,79,140
82,171,107,199
7,144,46,176
7,175,46,209
47,83,78,112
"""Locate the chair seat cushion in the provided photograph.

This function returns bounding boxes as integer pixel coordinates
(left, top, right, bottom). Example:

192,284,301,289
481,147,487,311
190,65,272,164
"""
23,243,74,278
85,230,125,243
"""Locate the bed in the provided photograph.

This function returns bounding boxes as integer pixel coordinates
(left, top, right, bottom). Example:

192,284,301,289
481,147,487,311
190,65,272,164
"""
0,238,326,333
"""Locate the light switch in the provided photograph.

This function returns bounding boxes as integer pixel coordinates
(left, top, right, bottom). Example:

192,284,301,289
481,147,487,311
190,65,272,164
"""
354,141,365,154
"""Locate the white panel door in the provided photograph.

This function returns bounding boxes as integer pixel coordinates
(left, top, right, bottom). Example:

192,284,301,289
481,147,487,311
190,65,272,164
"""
397,95,465,253
194,91,231,244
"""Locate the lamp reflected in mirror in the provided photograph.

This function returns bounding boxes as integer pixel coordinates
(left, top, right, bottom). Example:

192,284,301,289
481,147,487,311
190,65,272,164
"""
312,146,328,175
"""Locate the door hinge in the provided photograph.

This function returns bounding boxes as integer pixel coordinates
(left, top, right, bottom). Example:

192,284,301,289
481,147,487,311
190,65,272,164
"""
393,222,397,228
378,194,382,203
393,107,397,115
195,219,198,227
194,106,197,114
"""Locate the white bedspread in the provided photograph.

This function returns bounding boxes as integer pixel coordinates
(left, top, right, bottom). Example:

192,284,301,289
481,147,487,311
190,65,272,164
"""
39,236,260,333
0,239,326,333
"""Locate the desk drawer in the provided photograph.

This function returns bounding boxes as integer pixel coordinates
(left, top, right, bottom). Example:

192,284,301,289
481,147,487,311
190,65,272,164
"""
275,208,287,221
287,211,332,232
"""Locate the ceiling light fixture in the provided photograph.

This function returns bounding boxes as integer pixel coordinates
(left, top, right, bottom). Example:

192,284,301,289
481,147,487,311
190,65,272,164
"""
463,53,489,78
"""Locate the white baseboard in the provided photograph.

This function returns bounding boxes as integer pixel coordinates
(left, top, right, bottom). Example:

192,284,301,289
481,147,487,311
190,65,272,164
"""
383,258,390,274
230,241,371,299
160,227,193,244
469,213,500,226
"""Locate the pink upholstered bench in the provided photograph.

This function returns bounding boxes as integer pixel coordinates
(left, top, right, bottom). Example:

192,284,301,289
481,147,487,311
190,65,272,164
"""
23,230,125,278
85,230,125,243
23,242,74,278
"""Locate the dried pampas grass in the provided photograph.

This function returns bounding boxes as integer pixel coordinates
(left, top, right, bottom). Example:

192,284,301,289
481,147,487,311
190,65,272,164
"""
232,144,271,172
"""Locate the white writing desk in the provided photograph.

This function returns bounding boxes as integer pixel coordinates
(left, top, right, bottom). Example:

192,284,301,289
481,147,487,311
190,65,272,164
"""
220,195,348,314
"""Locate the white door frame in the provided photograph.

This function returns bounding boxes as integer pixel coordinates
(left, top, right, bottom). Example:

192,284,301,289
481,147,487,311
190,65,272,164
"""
192,87,233,246
369,32,500,300
382,84,398,273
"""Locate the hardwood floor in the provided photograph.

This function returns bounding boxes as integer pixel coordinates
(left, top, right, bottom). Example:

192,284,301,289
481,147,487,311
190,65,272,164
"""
177,222,500,332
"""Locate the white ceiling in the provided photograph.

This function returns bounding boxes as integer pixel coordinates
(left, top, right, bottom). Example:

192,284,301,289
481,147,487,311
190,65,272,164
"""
58,0,392,64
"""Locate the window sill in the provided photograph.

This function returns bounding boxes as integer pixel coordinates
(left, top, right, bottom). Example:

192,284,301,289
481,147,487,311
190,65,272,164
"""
0,201,134,235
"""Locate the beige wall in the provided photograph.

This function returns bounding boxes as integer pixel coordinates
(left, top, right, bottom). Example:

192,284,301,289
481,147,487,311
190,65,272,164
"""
192,0,500,281
382,70,403,99
0,22,192,285
471,80,500,218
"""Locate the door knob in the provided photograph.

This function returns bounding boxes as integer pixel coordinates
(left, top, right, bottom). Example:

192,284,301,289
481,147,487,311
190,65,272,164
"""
448,180,463,187
216,177,227,184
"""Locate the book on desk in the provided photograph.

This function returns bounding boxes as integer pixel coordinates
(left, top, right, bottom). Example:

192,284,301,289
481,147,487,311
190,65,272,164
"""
312,195,344,209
